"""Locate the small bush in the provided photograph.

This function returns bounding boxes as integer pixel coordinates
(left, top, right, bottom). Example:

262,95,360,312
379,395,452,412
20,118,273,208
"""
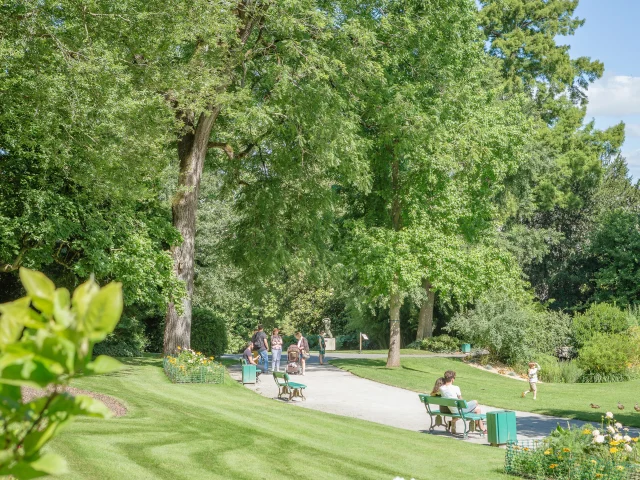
537,355,583,384
576,332,638,382
94,314,148,357
191,307,228,358
446,293,570,365
573,303,630,348
419,335,460,353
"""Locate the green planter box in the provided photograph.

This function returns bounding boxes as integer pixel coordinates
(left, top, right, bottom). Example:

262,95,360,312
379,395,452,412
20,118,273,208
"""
242,364,257,384
486,410,517,446
461,343,471,353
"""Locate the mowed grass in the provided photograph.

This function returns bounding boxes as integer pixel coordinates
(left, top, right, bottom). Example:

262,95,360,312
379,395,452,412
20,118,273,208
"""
328,349,448,355
331,358,640,428
49,357,510,480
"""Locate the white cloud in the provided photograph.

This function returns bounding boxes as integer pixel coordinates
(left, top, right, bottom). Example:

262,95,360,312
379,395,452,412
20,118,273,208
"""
587,75,640,117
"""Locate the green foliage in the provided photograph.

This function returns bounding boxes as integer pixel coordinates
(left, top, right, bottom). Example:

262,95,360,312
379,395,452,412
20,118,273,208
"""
576,333,639,382
0,269,123,478
573,303,631,348
93,315,149,358
505,420,640,480
537,355,583,384
479,0,604,119
190,308,228,359
163,348,224,384
447,292,571,365
407,335,460,353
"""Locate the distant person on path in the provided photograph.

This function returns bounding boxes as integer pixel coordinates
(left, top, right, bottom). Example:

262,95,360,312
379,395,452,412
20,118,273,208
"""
252,325,269,374
295,331,310,376
271,328,283,372
439,370,486,433
522,362,541,400
430,377,445,396
317,331,326,365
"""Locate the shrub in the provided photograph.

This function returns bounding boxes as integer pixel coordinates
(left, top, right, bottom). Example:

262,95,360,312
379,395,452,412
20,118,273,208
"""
537,355,583,384
446,293,570,365
94,314,148,357
191,307,228,358
573,303,631,348
576,333,639,382
419,335,460,353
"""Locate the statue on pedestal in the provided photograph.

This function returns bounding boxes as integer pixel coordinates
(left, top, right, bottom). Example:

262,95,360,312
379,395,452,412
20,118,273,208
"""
322,317,333,338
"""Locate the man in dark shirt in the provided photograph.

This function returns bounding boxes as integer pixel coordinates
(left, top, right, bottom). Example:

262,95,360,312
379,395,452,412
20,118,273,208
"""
251,324,269,374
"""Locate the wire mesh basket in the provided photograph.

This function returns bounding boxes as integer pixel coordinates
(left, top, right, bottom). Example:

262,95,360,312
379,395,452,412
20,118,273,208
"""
505,440,640,480
163,357,225,384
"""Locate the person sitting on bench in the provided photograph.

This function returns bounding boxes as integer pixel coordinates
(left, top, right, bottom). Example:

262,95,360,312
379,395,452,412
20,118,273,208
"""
439,370,486,433
243,342,261,378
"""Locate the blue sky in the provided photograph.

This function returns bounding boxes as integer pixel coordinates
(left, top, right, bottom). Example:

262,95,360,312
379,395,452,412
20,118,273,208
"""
559,0,640,178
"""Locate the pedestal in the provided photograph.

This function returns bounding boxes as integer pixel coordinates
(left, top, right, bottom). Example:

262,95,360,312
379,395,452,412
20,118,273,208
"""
324,338,336,351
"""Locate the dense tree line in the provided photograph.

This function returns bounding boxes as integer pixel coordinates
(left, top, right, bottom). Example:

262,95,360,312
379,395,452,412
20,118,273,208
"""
2,0,639,364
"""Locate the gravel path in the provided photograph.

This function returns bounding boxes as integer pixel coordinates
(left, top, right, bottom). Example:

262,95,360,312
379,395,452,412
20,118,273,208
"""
22,386,127,417
225,353,611,445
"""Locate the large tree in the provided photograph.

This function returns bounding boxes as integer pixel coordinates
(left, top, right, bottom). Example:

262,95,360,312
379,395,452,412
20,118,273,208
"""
341,0,530,367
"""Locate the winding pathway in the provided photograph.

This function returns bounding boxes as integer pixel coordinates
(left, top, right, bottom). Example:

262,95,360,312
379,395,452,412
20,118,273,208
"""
224,353,607,445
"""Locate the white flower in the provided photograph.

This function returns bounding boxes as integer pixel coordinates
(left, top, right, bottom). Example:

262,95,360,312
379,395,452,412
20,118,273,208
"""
625,444,633,453
615,422,623,430
614,434,623,441
624,435,632,442
606,412,614,419
607,426,616,434
592,430,601,436
594,435,606,444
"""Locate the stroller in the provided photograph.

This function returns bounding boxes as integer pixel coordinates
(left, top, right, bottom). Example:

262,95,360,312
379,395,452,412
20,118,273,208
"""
286,345,302,375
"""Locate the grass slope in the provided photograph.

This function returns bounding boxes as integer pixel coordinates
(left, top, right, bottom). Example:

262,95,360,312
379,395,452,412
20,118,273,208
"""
50,358,509,480
331,358,640,428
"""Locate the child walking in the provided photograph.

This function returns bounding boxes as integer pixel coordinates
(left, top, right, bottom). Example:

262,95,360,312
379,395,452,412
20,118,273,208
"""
522,362,540,400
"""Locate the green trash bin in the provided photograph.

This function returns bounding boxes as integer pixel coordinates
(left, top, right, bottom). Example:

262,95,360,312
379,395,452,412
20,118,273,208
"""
486,410,517,446
242,363,256,384
461,343,471,353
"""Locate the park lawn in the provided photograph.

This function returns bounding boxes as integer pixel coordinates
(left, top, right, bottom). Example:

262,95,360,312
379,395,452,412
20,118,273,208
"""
331,358,640,428
328,349,447,355
49,357,510,480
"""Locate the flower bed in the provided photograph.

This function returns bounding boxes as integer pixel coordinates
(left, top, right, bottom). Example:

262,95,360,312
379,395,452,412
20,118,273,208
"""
505,414,640,479
163,347,225,384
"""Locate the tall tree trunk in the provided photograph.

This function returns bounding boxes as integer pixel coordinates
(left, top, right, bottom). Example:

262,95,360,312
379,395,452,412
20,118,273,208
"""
164,109,220,355
386,154,402,368
416,279,435,340
386,282,402,367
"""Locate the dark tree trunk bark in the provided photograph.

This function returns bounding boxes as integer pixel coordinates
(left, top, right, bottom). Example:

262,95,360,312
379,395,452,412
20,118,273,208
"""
416,279,435,340
386,154,402,368
164,109,220,356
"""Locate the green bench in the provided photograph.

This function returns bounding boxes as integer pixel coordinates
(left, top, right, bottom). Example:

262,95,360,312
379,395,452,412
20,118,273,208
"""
418,394,486,439
273,372,306,401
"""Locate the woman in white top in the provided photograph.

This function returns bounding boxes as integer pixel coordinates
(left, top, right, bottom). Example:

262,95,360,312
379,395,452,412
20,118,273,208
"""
439,370,486,433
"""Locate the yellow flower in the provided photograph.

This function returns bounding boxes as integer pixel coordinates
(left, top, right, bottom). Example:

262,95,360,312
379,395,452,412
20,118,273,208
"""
544,449,552,455
209,356,214,360
582,429,592,435
562,448,571,453
616,466,625,471
524,447,529,451
610,447,618,453
596,474,602,478
177,346,181,350
549,464,558,469
610,440,620,446
634,438,639,442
